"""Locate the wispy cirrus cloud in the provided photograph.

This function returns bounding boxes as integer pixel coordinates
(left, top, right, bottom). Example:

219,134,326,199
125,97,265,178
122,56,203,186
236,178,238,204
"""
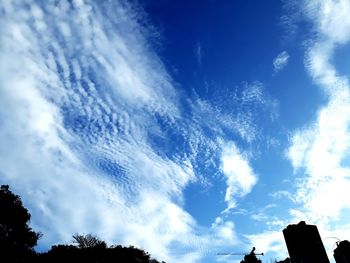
182,81,276,215
273,51,290,74
282,0,350,258
287,0,350,221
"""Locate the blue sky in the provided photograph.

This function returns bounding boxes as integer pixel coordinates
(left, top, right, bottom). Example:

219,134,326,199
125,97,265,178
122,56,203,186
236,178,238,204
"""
1,0,350,262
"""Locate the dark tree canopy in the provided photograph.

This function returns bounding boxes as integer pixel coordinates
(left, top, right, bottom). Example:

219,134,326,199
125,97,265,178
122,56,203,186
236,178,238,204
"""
72,234,107,249
0,185,41,262
39,243,165,263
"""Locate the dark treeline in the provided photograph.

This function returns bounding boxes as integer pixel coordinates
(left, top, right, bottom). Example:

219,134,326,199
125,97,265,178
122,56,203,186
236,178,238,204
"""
0,185,165,263
3,184,350,263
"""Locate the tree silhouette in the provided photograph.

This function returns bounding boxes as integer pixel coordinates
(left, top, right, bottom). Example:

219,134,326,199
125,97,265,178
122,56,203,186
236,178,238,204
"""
72,234,107,249
40,241,166,263
0,185,41,262
0,185,166,262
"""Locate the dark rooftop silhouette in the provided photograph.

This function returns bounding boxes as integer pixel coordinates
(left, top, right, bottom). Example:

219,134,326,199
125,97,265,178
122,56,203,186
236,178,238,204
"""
283,221,329,263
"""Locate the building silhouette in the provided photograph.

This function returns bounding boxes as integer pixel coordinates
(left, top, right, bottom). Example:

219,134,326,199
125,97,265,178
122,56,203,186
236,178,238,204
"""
283,221,329,263
334,240,350,263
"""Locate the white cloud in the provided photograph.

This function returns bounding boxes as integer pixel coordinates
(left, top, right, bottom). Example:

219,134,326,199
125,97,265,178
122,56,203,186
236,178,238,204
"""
0,1,202,262
304,0,350,45
221,143,258,210
190,97,257,144
250,1,350,258
188,81,278,151
0,1,271,262
211,217,238,244
249,204,278,223
0,1,284,262
285,0,350,241
245,230,288,261
251,213,269,222
269,190,292,200
273,51,290,73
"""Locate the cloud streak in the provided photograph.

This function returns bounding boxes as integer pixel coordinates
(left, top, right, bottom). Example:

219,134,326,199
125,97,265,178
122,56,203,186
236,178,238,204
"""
273,51,290,74
287,0,350,221
247,1,350,259
221,143,258,211
280,1,350,258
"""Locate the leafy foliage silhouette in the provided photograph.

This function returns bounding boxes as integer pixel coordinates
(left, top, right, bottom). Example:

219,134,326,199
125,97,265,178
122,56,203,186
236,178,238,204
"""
39,243,165,263
0,185,41,263
72,233,107,249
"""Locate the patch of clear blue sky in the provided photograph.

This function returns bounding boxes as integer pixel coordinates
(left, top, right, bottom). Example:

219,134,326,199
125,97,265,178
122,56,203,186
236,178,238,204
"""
142,0,323,126
141,0,324,238
333,43,350,81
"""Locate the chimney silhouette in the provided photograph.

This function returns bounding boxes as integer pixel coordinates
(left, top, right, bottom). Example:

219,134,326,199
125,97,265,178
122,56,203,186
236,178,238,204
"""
283,221,329,263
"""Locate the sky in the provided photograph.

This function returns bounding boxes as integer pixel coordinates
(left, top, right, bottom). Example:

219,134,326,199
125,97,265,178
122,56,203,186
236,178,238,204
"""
1,0,350,262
